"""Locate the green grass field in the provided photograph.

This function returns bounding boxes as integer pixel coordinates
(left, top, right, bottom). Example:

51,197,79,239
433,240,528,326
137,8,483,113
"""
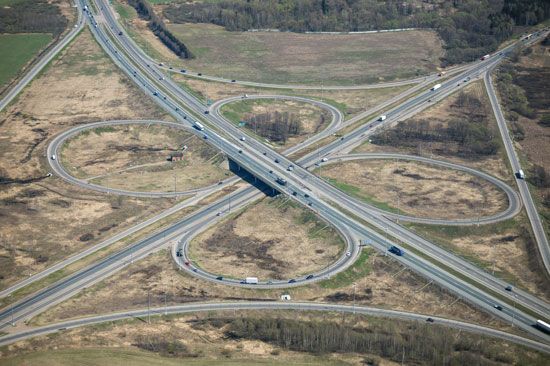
0,33,52,88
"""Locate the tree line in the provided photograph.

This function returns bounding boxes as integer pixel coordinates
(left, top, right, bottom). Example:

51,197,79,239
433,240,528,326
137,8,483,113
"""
218,316,515,365
128,0,193,59
372,92,499,158
245,111,304,144
0,0,67,36
163,0,549,65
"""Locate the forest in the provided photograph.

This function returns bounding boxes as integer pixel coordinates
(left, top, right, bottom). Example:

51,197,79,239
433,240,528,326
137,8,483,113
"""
0,0,67,36
163,0,549,65
128,0,193,58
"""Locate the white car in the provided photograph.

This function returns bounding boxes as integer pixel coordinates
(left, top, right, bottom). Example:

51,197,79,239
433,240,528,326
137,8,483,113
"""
346,251,351,257
240,136,246,141
51,155,56,160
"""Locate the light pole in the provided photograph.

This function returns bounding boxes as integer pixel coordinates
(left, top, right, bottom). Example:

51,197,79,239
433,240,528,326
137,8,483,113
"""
352,282,357,315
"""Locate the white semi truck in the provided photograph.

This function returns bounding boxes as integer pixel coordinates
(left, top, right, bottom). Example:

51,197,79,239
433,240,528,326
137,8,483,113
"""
431,84,441,91
194,122,205,131
245,277,258,284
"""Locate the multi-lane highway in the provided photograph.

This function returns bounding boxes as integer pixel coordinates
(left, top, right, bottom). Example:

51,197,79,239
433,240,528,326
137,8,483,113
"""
1,0,549,349
11,0,544,339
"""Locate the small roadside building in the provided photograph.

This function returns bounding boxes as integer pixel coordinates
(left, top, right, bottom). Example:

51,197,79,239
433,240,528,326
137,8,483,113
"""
168,152,184,162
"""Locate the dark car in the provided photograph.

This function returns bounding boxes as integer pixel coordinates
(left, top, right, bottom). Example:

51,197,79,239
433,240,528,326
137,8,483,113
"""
216,276,223,281
198,73,202,76
505,285,513,292
176,250,183,257
118,31,123,36
306,274,314,280
204,110,209,114
184,261,190,266
192,268,198,273
292,191,298,196
274,158,280,163
494,304,503,311
180,69,187,73
426,317,434,323
231,79,236,82
288,279,296,283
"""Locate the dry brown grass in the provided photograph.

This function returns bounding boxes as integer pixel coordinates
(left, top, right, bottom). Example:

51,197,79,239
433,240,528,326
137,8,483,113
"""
321,159,508,220
189,197,344,280
33,247,508,335
61,124,230,192
176,75,411,116
0,29,174,288
168,23,444,85
354,81,512,182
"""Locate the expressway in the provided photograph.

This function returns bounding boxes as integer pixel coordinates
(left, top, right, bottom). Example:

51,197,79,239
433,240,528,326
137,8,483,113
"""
45,0,550,339
484,69,550,276
1,301,549,354
0,0,548,345
0,4,85,112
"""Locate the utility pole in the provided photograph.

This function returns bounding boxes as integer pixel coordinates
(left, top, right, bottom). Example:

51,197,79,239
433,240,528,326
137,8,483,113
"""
164,290,168,316
352,282,356,315
147,289,151,324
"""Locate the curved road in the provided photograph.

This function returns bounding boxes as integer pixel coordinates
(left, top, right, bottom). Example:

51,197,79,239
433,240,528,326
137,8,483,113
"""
47,119,239,198
322,153,522,225
1,301,549,354
172,213,358,288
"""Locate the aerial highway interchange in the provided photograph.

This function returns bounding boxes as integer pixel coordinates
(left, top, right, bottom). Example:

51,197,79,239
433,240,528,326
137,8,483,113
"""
0,0,549,357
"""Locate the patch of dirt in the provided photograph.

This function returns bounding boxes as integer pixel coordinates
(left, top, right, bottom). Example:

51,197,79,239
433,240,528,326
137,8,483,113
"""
189,197,344,280
321,159,508,220
0,29,174,288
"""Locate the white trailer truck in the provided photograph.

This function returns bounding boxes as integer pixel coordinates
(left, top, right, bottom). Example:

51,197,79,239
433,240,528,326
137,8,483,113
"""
245,277,258,284
431,84,441,91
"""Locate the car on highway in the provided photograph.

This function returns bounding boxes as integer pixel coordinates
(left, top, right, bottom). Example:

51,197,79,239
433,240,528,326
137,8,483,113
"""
240,136,246,141
306,274,314,280
176,250,183,257
216,212,222,216
198,73,202,76
231,79,236,82
184,261,190,266
238,149,243,154
494,304,503,311
180,69,186,73
51,155,56,160
192,268,198,273
426,317,434,323
204,110,209,114
274,158,280,163
346,251,351,256
388,246,405,256
505,285,513,292
216,276,223,280
288,279,296,283
287,165,294,171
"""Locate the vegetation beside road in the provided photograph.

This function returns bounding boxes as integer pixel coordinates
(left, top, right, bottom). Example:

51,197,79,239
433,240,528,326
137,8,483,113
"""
164,0,549,65
220,98,330,148
3,311,547,366
168,23,442,85
495,36,550,235
0,33,52,88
